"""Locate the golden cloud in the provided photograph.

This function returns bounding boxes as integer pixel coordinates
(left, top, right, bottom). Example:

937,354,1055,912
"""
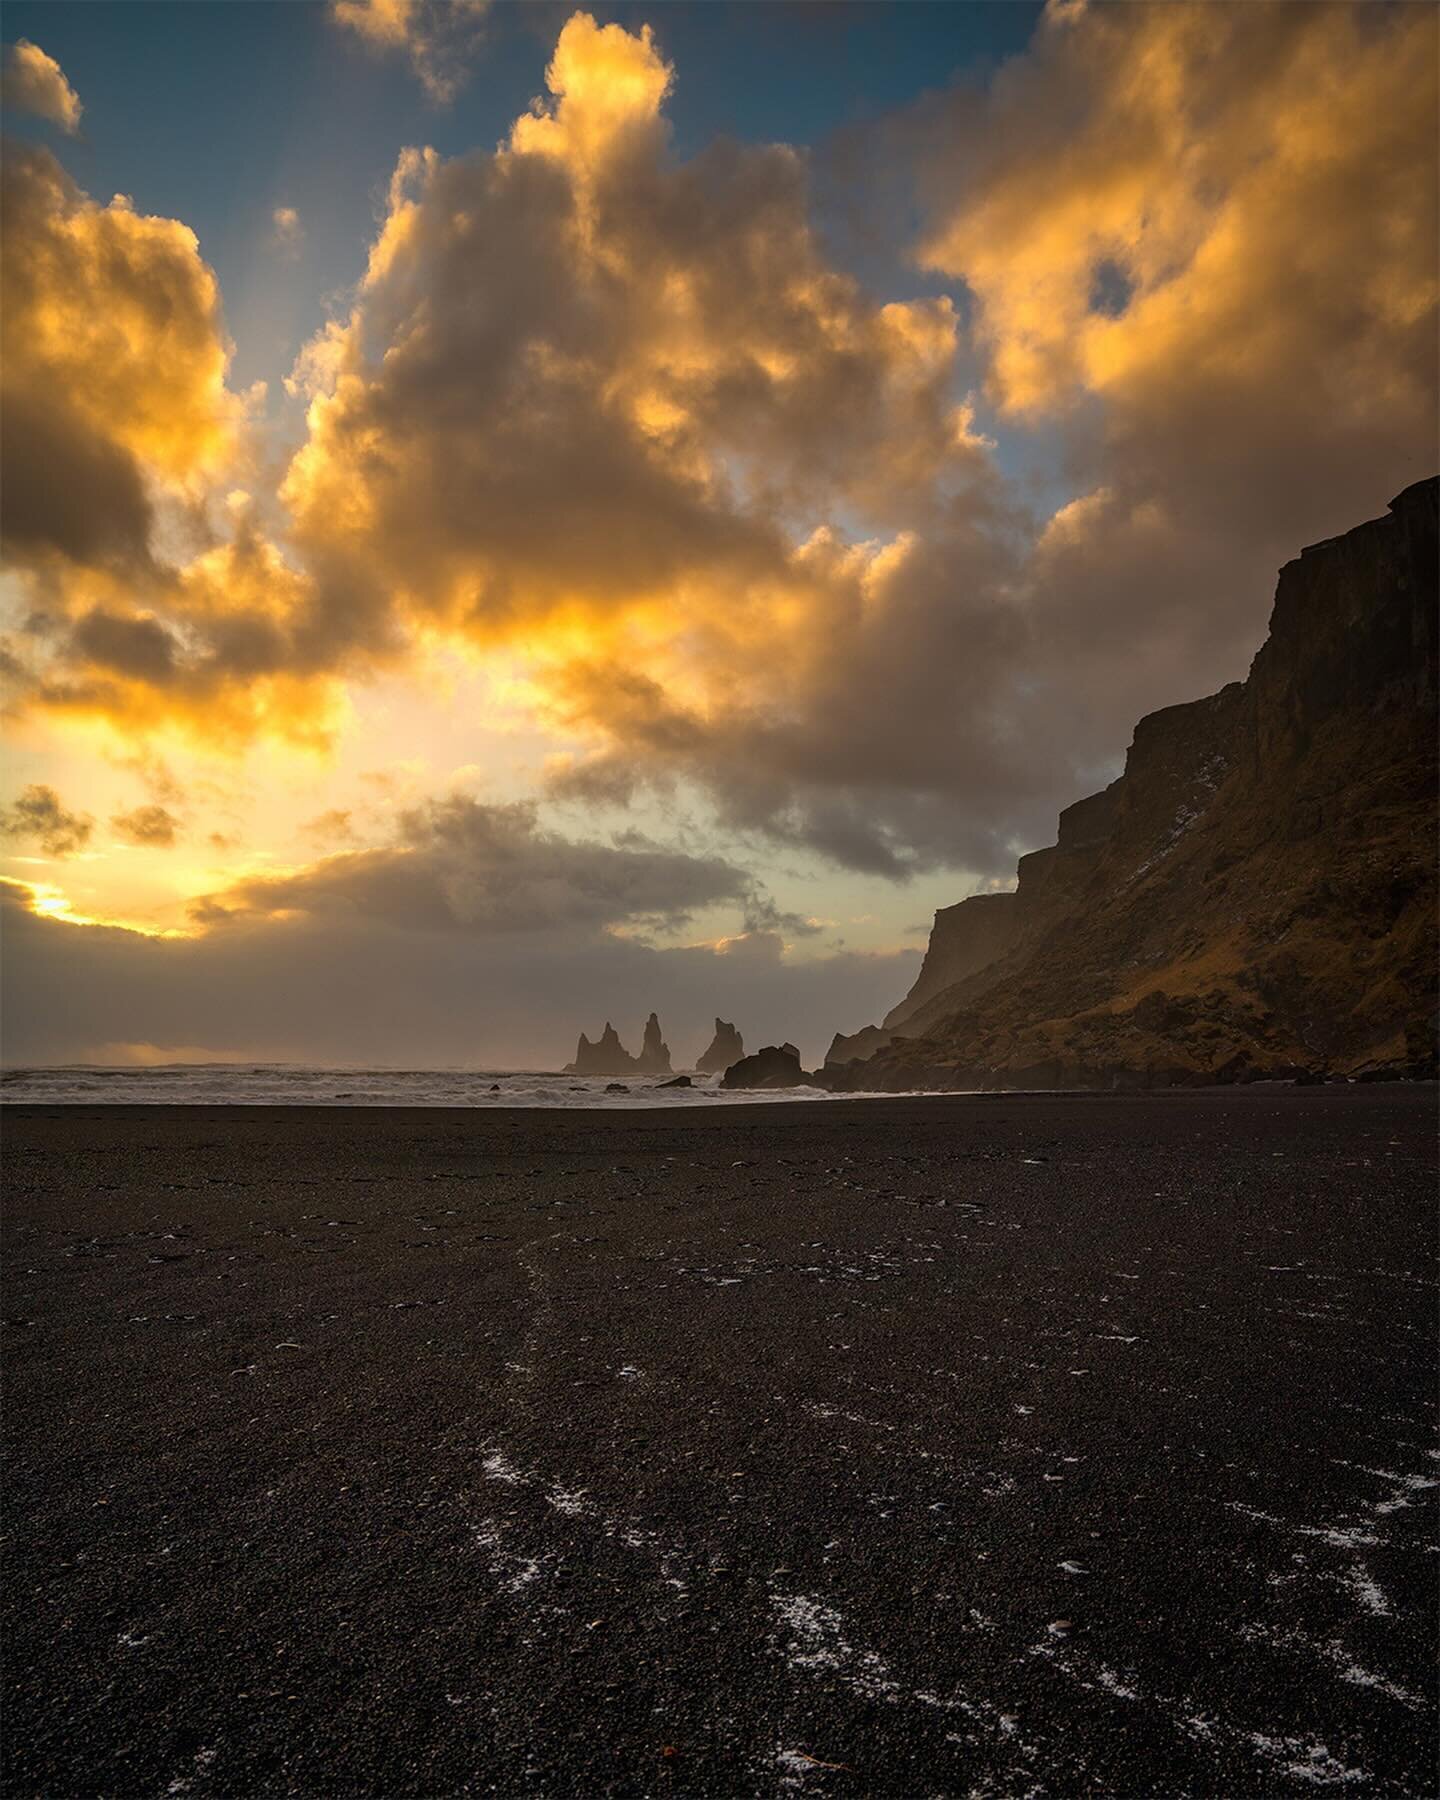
6,10,1011,854
509,12,672,186
271,12,1017,866
919,2,1438,423
1,144,242,508
0,148,349,750
900,0,1438,774
329,0,490,103
2,7,1432,879
283,10,982,637
2,40,82,133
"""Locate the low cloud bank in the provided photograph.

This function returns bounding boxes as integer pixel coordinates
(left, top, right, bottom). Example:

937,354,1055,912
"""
0,880,915,1072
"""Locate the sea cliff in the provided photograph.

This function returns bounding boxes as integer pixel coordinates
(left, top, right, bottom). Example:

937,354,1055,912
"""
828,479,1439,1089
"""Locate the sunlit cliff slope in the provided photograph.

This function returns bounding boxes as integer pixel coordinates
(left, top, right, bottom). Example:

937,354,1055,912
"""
829,478,1439,1088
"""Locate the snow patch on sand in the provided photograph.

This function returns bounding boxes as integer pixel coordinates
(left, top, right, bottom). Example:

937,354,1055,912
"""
471,1523,551,1594
481,1450,526,1486
1341,1564,1392,1617
771,1592,900,1703
165,1747,217,1796
1247,1734,1368,1786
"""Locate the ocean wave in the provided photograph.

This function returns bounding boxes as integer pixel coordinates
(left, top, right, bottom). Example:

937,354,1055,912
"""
0,1065,858,1107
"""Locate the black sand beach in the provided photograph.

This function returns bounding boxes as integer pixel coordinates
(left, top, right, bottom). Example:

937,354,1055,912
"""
3,1088,1436,1796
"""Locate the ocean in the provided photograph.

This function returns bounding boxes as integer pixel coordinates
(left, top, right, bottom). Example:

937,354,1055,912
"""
0,1064,866,1107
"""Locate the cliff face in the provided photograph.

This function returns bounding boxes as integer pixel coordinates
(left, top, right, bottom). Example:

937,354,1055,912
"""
827,893,1022,1065
826,787,1125,1067
696,1018,744,1074
886,892,1021,1029
833,479,1438,1090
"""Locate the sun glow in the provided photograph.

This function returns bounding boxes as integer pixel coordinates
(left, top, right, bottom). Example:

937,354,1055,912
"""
6,877,188,937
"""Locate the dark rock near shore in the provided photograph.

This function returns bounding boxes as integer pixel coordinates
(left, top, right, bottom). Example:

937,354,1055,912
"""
830,479,1439,1092
695,1018,744,1075
656,1074,691,1088
721,1043,810,1089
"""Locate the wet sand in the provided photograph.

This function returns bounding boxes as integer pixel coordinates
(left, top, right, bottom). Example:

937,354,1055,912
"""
3,1088,1436,1796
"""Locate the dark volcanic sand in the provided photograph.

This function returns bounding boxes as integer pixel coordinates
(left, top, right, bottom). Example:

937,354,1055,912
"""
3,1089,1436,1797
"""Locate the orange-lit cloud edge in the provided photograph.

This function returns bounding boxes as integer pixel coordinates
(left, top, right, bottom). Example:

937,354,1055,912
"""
1,3,1435,964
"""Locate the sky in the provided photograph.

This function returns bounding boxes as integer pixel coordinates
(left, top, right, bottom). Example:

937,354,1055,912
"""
1,0,1435,1069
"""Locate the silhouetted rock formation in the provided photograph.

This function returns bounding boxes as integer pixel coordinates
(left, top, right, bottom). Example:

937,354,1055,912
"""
825,1023,899,1066
636,1012,672,1075
656,1074,691,1088
696,1018,744,1074
887,891,1022,1031
565,1023,638,1075
722,1043,809,1089
828,478,1439,1090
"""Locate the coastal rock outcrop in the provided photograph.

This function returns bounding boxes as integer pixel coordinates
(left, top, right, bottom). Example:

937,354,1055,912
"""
721,1043,810,1089
696,1018,744,1074
565,1023,638,1075
636,1012,672,1075
828,478,1439,1091
825,1023,898,1066
884,891,1022,1033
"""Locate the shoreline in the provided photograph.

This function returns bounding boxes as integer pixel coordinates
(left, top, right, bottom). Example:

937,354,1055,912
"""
4,1076,1434,1114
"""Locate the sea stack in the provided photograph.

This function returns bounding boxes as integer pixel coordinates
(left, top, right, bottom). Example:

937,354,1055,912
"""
696,1018,744,1074
636,1012,672,1075
564,1023,639,1075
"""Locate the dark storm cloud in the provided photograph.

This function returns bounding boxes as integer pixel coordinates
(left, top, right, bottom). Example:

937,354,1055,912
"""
68,610,179,684
0,784,93,856
0,386,154,573
110,805,181,848
193,796,756,937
